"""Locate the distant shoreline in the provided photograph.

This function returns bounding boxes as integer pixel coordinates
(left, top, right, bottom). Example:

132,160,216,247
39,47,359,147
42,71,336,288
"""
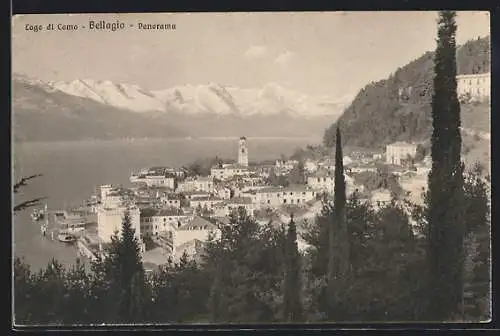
13,136,323,145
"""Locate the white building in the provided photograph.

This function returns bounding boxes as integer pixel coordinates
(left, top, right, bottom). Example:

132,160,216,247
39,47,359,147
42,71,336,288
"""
304,159,318,173
307,170,361,195
97,203,141,244
227,197,255,216
371,189,393,209
252,186,317,207
275,160,298,171
183,191,211,200
214,186,232,200
210,164,250,181
173,216,220,250
174,239,205,262
130,173,175,189
159,194,182,208
177,176,214,193
190,196,225,211
140,209,156,235
307,170,333,191
238,136,249,167
456,72,490,101
151,208,192,235
144,175,176,188
213,197,255,217
386,141,418,166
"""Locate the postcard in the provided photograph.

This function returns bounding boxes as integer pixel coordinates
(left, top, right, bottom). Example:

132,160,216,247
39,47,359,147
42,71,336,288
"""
12,11,491,326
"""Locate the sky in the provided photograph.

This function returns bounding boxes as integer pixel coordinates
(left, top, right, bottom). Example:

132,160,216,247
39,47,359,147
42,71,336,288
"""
12,11,490,100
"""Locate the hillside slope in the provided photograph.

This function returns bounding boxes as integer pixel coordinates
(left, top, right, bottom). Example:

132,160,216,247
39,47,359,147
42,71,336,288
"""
324,36,490,149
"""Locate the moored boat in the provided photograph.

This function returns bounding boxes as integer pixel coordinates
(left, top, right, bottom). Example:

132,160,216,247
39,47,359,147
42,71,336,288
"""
57,233,77,243
31,206,47,221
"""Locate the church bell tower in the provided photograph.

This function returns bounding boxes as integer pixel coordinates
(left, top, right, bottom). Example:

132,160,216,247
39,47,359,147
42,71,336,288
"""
238,136,249,167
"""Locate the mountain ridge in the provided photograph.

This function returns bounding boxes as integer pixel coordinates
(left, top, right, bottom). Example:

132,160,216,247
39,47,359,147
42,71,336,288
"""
12,74,348,142
14,73,352,119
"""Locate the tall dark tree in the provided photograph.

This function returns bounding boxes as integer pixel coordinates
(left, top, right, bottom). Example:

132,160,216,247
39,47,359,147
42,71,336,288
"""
205,208,285,323
427,11,466,321
284,214,302,322
326,126,349,319
105,211,148,323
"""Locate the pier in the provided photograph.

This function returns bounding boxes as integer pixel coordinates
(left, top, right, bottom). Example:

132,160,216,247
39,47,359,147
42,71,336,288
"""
35,207,95,243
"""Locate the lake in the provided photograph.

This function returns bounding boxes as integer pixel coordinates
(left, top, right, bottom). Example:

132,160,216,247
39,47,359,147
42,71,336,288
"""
12,137,321,270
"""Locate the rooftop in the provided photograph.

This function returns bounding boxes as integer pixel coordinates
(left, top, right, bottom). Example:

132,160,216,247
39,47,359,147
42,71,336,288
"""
107,187,135,197
155,207,184,217
140,207,158,217
175,238,206,257
255,186,285,193
387,141,417,147
253,185,313,194
309,170,333,178
228,197,253,205
456,72,490,78
191,196,224,202
212,164,249,170
183,191,211,196
178,216,217,231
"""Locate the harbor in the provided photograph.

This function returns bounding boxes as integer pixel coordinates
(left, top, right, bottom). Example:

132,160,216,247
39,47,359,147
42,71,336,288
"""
31,201,102,261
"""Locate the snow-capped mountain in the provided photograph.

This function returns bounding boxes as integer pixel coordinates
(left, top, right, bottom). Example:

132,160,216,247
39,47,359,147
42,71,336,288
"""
20,75,352,118
12,73,351,142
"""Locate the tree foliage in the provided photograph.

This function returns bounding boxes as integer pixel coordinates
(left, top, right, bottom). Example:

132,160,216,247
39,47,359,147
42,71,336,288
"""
284,215,302,322
427,10,466,321
14,165,489,324
13,174,46,214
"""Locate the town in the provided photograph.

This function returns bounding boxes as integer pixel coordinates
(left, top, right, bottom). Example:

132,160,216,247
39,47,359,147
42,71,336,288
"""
40,134,438,272
14,11,491,324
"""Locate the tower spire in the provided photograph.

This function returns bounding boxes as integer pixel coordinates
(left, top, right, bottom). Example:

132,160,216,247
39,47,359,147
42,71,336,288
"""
238,136,249,167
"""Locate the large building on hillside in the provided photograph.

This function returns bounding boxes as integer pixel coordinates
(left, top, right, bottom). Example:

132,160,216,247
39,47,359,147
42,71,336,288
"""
456,72,490,101
386,141,418,166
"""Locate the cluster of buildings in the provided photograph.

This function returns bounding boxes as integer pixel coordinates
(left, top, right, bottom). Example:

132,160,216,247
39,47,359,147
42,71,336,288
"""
77,136,435,267
456,72,490,102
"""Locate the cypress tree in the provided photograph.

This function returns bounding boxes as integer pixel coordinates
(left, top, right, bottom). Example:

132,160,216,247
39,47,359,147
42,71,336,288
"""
115,210,147,323
427,11,466,321
284,214,302,322
326,126,348,319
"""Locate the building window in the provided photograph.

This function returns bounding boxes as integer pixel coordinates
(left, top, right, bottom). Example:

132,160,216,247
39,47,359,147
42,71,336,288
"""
283,199,287,203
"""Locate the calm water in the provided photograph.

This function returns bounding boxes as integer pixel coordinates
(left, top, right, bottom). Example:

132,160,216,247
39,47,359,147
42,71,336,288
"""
13,137,320,270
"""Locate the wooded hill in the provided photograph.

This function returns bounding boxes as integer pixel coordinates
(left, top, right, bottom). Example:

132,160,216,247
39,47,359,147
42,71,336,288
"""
323,36,490,149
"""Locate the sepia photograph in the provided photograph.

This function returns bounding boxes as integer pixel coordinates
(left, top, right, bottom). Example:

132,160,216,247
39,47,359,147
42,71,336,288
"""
12,11,491,326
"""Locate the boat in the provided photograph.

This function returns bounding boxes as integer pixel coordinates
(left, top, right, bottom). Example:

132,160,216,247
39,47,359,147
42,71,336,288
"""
31,206,47,221
54,210,90,234
57,233,78,243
